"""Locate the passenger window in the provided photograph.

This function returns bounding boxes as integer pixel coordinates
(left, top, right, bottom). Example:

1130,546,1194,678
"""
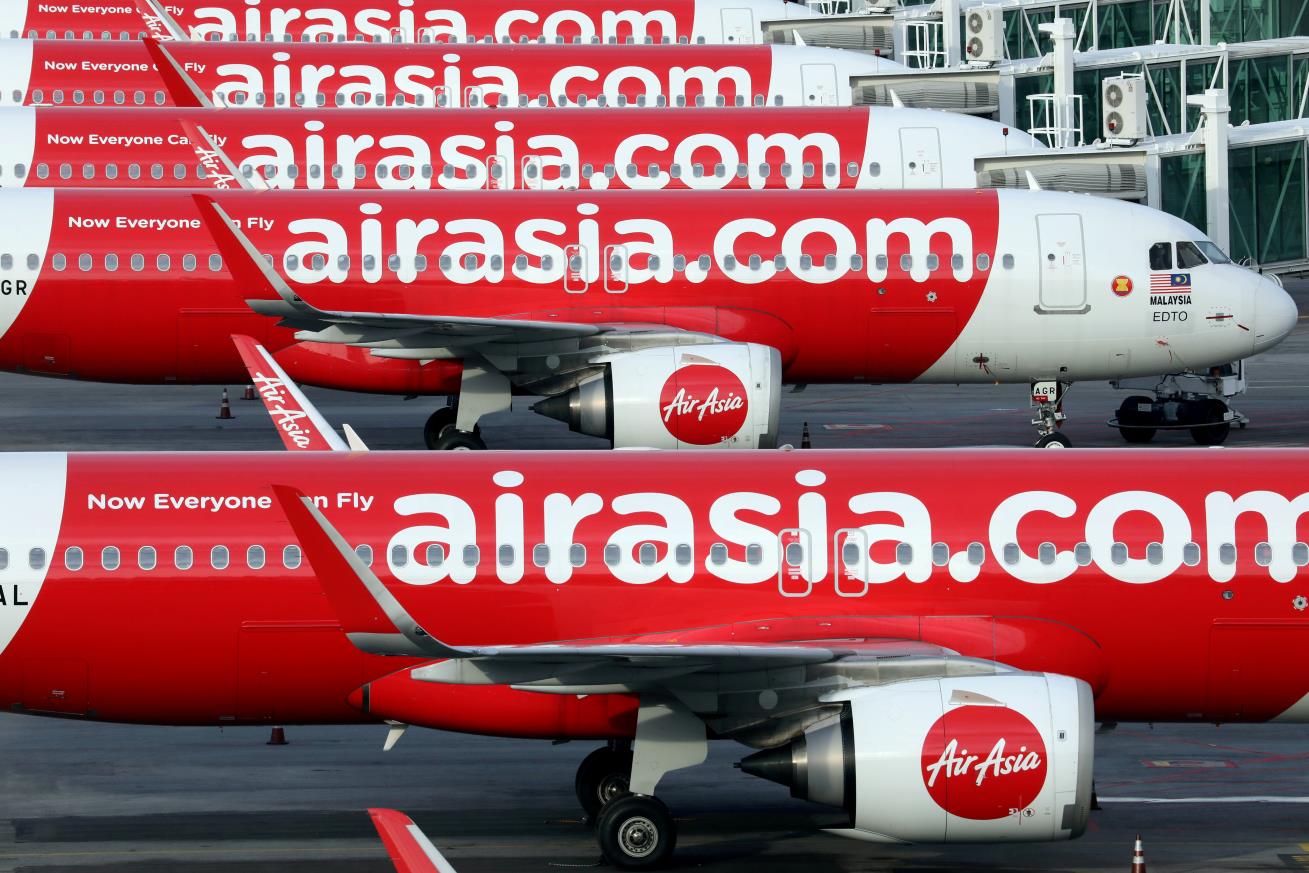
102,546,120,571
1146,542,1164,565
1183,542,1201,566
157,254,170,271
355,544,373,567
1110,542,1128,565
497,544,514,566
51,253,65,271
135,545,155,570
248,545,265,569
1038,542,1056,565
1149,242,1172,270
746,543,764,566
26,253,37,269
78,253,91,271
931,542,949,566
604,544,620,566
388,544,407,568
784,542,803,567
1002,254,1015,269
841,541,860,567
1002,543,1019,565
1219,543,1236,566
1293,542,1309,567
1074,542,1092,565
36,163,48,180
282,544,301,569
1176,240,1207,268
462,544,479,567
899,254,912,271
1255,542,1273,567
569,544,586,567
868,162,881,177
59,163,71,180
182,254,196,272
209,254,222,271
82,163,94,180
976,253,991,271
0,254,11,271
639,543,658,566
105,254,118,271
0,548,7,570
65,546,83,571
175,545,193,570
105,164,117,180
896,543,913,565
925,254,939,271
150,163,163,180
211,545,229,570
425,543,445,566
532,544,549,567
709,543,727,565
131,254,144,272
23,548,41,570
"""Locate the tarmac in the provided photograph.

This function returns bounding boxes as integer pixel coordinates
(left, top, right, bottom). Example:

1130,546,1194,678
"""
0,281,1306,872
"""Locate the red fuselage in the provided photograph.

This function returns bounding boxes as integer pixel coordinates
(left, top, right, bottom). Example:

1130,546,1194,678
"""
1,449,1307,732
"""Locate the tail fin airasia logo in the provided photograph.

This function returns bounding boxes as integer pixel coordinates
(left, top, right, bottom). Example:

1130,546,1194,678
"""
920,706,1047,820
659,361,748,445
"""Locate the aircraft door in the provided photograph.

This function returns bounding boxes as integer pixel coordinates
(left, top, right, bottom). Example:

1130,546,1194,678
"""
521,156,543,190
1035,213,1088,312
485,155,509,190
721,8,757,43
898,127,943,188
778,528,814,597
834,528,870,597
564,244,589,293
800,64,839,106
604,244,628,293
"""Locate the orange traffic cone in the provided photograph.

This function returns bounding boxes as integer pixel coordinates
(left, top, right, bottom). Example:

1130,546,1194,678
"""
242,385,256,401
1131,834,1146,873
800,421,811,449
267,726,288,745
216,388,234,420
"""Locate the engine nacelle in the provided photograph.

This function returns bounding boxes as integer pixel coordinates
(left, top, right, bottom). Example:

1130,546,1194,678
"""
740,674,1093,843
533,342,781,449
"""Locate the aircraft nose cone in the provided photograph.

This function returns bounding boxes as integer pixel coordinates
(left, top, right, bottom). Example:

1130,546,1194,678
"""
1252,275,1299,353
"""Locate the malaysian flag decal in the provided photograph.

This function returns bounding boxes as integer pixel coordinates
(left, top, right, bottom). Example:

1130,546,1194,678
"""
1150,273,1192,291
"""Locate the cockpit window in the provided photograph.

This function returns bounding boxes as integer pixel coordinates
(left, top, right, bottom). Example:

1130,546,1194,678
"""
1149,242,1172,270
1176,241,1207,269
1194,240,1231,264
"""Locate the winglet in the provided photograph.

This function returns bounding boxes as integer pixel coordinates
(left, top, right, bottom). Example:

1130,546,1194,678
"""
369,809,458,873
191,194,313,315
269,485,463,658
181,120,267,191
134,0,188,40
142,37,214,108
231,334,352,451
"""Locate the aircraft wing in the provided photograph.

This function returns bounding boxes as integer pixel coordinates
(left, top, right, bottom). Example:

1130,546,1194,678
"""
272,486,1004,742
193,195,607,346
369,809,458,873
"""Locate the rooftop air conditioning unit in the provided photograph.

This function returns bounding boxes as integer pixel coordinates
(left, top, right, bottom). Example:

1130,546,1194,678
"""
964,7,1003,63
1102,75,1148,141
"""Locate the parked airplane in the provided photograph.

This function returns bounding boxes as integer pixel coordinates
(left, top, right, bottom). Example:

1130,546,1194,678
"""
0,105,1042,191
0,37,902,110
7,0,821,45
0,187,1293,448
0,435,1307,866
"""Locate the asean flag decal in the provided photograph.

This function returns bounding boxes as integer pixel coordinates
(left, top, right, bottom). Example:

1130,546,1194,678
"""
1111,275,1133,297
920,705,1048,820
659,357,748,445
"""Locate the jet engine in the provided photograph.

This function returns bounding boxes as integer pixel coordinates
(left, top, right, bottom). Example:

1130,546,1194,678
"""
532,342,781,449
739,673,1094,843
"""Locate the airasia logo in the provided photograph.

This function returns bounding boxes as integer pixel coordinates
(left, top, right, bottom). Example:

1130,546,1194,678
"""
659,363,748,445
920,706,1047,820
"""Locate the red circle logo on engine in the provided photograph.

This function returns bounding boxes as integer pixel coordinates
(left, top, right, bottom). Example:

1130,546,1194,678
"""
920,706,1048,820
659,363,749,445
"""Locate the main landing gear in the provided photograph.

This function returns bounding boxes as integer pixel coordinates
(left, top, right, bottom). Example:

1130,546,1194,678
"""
573,699,705,868
1108,363,1249,446
574,744,676,868
423,404,485,451
1030,380,1073,448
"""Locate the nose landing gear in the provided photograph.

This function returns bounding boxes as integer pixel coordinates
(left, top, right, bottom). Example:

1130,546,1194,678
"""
1109,364,1248,446
1030,380,1072,448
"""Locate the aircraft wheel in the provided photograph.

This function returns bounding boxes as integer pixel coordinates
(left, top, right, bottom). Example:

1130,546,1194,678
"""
1034,433,1072,449
433,429,486,451
575,747,633,821
596,794,676,869
1116,395,1158,443
423,406,457,449
1188,399,1231,446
